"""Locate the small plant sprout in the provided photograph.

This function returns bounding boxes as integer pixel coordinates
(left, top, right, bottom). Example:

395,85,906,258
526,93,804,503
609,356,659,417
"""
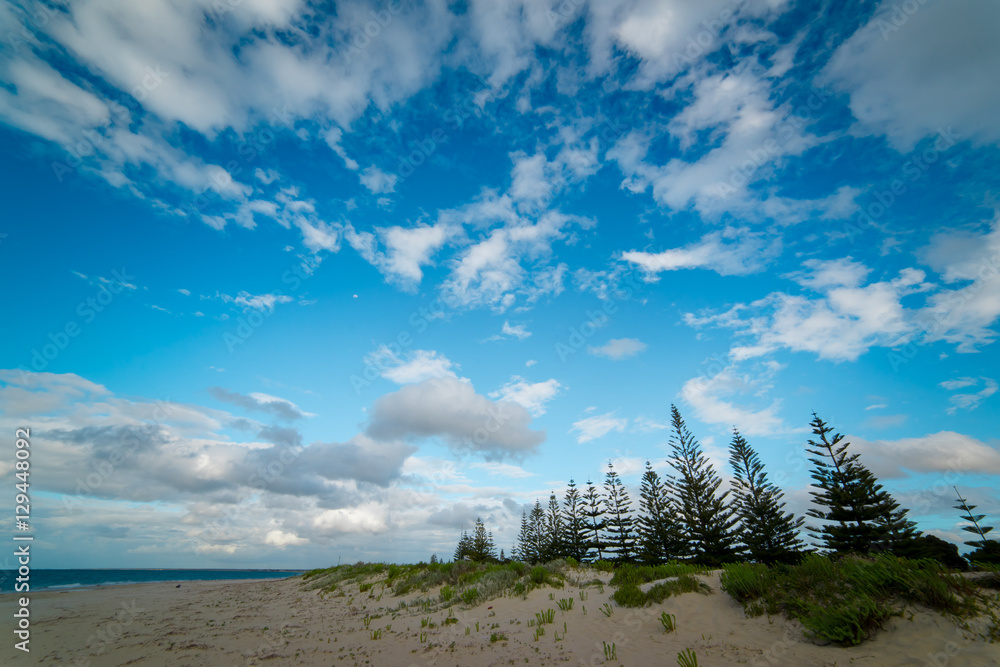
600,603,613,617
557,597,574,611
490,632,507,643
465,626,470,636
535,609,556,625
579,590,588,601
603,641,617,661
370,628,382,640
677,649,699,667
419,631,427,643
660,612,677,633
363,616,371,629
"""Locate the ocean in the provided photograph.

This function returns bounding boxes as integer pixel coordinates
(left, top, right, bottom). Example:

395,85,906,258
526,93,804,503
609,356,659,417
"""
0,569,303,593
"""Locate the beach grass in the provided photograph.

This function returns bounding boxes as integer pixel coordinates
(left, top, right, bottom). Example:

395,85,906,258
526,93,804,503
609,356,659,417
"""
720,553,998,646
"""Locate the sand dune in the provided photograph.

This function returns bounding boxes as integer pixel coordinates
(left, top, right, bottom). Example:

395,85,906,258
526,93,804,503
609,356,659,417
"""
2,570,996,666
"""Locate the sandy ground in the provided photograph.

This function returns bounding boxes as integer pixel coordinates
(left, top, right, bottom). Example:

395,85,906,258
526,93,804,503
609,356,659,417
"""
1,571,997,666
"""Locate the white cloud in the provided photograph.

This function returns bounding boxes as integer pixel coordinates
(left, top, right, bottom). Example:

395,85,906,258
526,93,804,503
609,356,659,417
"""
865,403,888,411
941,377,998,415
851,431,1000,479
468,461,535,478
218,291,294,311
588,338,648,360
177,288,191,296
490,321,532,341
366,377,545,460
622,228,781,278
570,412,628,443
490,377,563,417
917,218,1000,352
368,348,460,385
688,259,932,362
359,165,398,194
208,387,311,421
345,222,453,290
680,362,794,437
632,416,668,433
263,529,309,547
823,0,1000,149
939,377,978,391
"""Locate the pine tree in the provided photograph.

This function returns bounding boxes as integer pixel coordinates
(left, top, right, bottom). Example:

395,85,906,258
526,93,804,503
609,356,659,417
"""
563,479,591,562
454,530,473,561
545,492,567,561
468,517,497,562
954,487,995,549
582,480,607,561
430,553,438,564
805,413,917,555
636,461,686,564
728,428,805,565
666,405,739,565
514,510,533,562
529,500,547,563
603,462,637,562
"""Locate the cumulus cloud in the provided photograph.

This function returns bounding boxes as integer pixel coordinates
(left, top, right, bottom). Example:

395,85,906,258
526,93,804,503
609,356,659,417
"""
823,0,1000,149
345,222,453,289
588,338,648,360
366,347,460,385
851,431,1000,479
489,321,532,341
366,377,545,459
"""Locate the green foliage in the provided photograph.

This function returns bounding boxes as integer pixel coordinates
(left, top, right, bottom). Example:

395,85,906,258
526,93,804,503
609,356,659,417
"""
535,608,556,625
954,487,995,546
530,565,547,584
439,585,454,602
591,560,614,572
660,612,676,633
609,562,710,586
461,588,478,605
612,583,647,607
489,632,507,643
557,597,574,611
637,460,687,564
604,461,637,562
720,562,772,603
677,649,699,667
599,602,613,617
666,405,740,565
729,428,805,565
719,554,989,646
645,575,712,603
369,628,382,640
602,641,617,661
583,480,608,561
805,414,917,554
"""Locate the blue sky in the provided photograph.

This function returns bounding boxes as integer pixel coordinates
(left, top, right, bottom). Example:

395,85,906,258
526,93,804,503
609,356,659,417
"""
1,0,998,569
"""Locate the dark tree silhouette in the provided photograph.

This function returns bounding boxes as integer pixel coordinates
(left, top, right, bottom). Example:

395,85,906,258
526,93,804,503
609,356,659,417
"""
728,428,804,565
666,405,739,565
582,479,607,561
805,413,917,554
562,479,591,561
603,462,637,562
636,461,686,564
